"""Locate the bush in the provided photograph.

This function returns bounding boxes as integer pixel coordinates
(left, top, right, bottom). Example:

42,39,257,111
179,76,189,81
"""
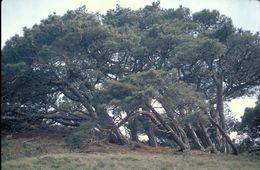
65,121,105,149
2,135,12,148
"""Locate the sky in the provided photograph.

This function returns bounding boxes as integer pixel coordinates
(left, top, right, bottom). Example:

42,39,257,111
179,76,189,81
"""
1,0,260,120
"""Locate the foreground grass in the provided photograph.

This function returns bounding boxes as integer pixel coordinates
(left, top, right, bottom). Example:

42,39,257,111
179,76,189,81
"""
2,135,260,170
2,152,260,170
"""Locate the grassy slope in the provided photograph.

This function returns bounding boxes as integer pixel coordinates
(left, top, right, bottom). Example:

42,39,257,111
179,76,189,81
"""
2,132,260,170
2,152,260,170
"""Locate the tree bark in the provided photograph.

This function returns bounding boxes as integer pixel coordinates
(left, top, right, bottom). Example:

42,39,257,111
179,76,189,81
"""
159,99,190,148
187,123,205,151
208,116,238,155
62,83,97,118
139,116,157,147
216,82,225,130
210,105,222,151
175,122,190,148
145,102,190,151
216,75,227,152
95,104,128,145
114,129,128,145
129,118,139,142
200,124,218,153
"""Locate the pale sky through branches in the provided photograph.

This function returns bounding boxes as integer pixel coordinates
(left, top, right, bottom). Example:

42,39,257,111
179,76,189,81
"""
1,0,260,120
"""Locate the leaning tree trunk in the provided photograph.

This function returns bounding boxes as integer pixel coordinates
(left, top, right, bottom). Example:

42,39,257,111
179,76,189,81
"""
187,123,205,151
159,99,190,148
175,121,190,148
216,75,227,153
200,124,218,154
145,102,190,151
208,116,238,155
139,116,157,147
128,118,139,142
166,111,189,147
64,82,98,118
95,104,128,145
210,105,222,151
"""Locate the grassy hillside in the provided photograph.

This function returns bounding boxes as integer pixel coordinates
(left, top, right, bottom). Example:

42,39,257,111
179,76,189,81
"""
2,132,260,170
2,152,260,170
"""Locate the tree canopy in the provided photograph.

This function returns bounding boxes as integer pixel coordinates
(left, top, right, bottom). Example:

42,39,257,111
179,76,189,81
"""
2,3,260,154
240,96,260,140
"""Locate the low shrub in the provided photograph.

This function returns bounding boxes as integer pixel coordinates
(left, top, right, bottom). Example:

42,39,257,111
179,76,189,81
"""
65,121,105,149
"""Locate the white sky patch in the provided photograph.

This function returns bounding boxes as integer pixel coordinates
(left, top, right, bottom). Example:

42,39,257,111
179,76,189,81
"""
228,96,257,121
230,131,237,140
119,126,127,136
151,99,166,114
228,96,257,140
138,134,149,141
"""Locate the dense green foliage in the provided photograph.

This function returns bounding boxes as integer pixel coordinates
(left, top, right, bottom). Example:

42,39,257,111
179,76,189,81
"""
241,96,260,139
237,96,260,152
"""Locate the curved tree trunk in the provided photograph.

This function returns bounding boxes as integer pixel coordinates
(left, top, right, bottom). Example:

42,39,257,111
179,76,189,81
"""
208,116,238,155
200,124,218,154
95,104,128,145
139,116,157,147
62,83,129,145
63,82,97,118
177,123,190,148
114,129,128,145
159,99,190,149
145,102,190,151
187,123,205,151
210,105,222,151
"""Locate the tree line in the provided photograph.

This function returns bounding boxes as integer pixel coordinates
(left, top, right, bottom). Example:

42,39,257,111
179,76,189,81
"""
2,2,260,154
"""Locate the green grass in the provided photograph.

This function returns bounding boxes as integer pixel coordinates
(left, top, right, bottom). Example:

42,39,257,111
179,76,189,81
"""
2,135,260,170
2,152,260,170
1,137,47,162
